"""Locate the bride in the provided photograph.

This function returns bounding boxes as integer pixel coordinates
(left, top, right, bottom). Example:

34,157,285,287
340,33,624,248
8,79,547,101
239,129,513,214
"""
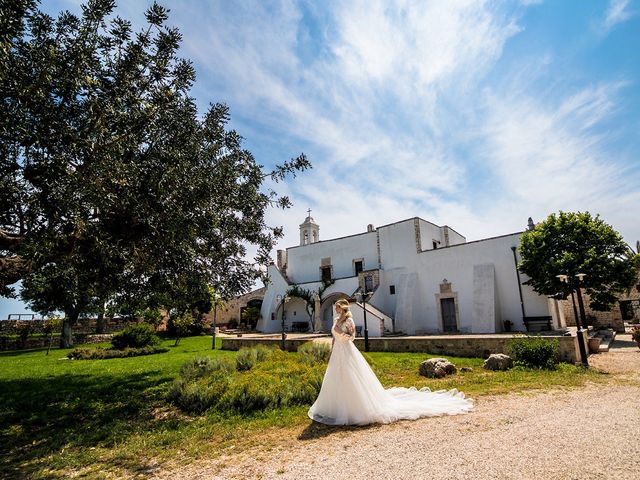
308,299,473,425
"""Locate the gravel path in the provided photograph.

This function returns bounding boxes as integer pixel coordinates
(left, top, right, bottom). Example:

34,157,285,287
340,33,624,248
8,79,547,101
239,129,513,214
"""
154,336,640,480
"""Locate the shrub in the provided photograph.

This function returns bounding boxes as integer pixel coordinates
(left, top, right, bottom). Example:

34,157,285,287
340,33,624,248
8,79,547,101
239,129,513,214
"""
179,356,234,380
68,345,168,360
508,336,559,369
111,323,159,350
169,348,324,415
235,345,275,371
167,373,230,414
297,341,331,364
219,359,322,413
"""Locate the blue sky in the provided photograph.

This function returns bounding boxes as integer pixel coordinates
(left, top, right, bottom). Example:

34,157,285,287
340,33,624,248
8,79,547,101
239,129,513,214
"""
2,0,639,317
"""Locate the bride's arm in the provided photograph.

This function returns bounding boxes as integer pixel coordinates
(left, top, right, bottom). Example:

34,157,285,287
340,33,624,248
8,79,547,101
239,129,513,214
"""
343,319,356,341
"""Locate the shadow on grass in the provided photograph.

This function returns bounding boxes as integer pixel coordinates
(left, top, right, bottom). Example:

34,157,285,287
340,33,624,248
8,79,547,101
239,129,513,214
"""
0,370,177,479
0,347,55,358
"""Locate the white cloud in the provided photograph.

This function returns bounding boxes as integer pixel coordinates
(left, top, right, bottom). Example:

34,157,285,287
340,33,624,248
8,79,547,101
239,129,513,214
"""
161,0,639,252
603,0,635,32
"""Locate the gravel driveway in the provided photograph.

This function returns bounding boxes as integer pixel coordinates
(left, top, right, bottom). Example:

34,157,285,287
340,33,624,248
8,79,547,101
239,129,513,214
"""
154,336,640,480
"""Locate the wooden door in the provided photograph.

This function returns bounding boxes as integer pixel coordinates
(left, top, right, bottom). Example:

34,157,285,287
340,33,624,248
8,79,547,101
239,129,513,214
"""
441,298,457,332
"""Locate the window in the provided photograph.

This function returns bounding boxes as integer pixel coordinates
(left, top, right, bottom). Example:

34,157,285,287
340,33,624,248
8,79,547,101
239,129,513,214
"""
365,275,374,293
354,260,363,275
389,285,395,295
321,266,332,282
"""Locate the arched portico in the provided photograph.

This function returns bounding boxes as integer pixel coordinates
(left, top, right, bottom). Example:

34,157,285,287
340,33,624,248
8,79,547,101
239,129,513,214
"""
319,292,351,332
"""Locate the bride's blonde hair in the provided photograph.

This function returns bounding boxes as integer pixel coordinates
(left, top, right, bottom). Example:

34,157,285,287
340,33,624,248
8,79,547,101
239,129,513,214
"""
335,299,352,320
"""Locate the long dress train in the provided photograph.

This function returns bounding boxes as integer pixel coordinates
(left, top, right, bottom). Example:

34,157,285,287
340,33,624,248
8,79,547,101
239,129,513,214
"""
308,316,474,426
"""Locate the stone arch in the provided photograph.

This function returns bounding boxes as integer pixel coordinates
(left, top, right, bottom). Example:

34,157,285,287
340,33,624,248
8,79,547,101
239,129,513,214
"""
319,292,351,332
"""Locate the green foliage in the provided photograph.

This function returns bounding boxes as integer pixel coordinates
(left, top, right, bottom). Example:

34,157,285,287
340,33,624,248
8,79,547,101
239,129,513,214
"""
169,346,324,415
286,279,335,325
169,311,196,346
140,308,163,327
519,211,639,311
179,356,235,380
68,345,169,360
508,336,559,369
111,323,159,350
297,341,331,364
1,0,310,347
241,306,261,328
235,344,276,371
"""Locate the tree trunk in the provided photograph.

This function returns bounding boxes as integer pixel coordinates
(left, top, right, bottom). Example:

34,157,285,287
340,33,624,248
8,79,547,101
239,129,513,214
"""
96,311,105,334
60,311,78,348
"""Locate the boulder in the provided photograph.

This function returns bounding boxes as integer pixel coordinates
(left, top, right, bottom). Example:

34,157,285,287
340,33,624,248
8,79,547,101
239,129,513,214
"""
483,353,513,371
460,367,473,372
419,358,457,378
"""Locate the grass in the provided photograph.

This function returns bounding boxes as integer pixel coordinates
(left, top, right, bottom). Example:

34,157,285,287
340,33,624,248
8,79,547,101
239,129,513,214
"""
0,336,609,479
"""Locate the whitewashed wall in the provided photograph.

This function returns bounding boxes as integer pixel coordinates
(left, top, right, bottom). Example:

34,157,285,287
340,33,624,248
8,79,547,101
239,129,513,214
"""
285,231,378,284
261,217,554,336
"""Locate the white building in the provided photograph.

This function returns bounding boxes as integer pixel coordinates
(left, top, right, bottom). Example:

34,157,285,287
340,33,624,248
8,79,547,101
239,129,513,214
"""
256,215,565,336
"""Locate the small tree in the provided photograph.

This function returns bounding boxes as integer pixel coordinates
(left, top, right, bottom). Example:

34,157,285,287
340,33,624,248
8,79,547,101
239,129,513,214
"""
171,311,194,346
519,211,639,313
286,280,334,330
241,306,261,329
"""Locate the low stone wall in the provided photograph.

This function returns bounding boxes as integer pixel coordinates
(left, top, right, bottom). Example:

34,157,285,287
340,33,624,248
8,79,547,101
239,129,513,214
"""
0,333,114,351
0,317,138,336
221,334,581,364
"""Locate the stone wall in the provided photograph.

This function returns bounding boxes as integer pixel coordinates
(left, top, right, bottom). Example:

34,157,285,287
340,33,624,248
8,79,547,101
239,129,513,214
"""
0,333,113,351
221,333,581,364
204,287,266,327
560,284,640,333
0,317,137,336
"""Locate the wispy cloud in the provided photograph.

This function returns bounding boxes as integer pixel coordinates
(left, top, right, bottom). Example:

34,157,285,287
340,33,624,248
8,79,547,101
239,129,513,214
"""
44,0,638,249
603,0,635,32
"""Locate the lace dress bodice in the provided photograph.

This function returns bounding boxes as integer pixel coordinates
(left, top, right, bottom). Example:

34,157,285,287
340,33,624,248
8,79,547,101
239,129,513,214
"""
332,316,355,342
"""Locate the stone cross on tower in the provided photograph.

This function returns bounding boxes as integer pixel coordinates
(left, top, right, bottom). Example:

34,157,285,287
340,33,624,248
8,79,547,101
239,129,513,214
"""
299,210,320,246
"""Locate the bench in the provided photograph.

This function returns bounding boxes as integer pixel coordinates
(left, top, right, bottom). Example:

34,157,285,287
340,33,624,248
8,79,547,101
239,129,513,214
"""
291,321,310,333
523,316,553,332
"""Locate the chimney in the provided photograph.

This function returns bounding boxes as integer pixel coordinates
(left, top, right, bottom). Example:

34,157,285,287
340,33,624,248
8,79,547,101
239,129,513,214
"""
367,224,375,232
276,250,287,271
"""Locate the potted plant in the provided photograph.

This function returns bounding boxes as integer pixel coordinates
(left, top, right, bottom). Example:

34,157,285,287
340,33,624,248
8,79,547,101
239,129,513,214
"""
631,327,640,349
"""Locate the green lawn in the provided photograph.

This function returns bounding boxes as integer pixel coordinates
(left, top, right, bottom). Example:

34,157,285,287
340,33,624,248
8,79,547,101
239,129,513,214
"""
0,336,608,480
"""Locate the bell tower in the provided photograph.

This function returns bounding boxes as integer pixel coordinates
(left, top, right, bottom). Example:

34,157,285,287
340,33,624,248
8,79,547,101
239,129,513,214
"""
299,209,319,246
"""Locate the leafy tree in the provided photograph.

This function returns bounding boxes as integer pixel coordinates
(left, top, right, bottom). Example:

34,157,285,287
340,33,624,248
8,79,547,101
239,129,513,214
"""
0,0,309,346
519,211,639,312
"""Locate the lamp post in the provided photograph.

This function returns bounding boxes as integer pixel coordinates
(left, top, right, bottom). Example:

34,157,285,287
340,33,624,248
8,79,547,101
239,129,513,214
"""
355,289,371,352
557,274,589,367
276,294,290,351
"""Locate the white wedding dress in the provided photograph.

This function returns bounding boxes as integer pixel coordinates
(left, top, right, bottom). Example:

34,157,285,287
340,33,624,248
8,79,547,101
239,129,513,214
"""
308,316,474,425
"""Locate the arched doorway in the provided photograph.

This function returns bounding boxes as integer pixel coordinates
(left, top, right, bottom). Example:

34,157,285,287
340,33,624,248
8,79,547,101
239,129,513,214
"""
319,292,350,332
